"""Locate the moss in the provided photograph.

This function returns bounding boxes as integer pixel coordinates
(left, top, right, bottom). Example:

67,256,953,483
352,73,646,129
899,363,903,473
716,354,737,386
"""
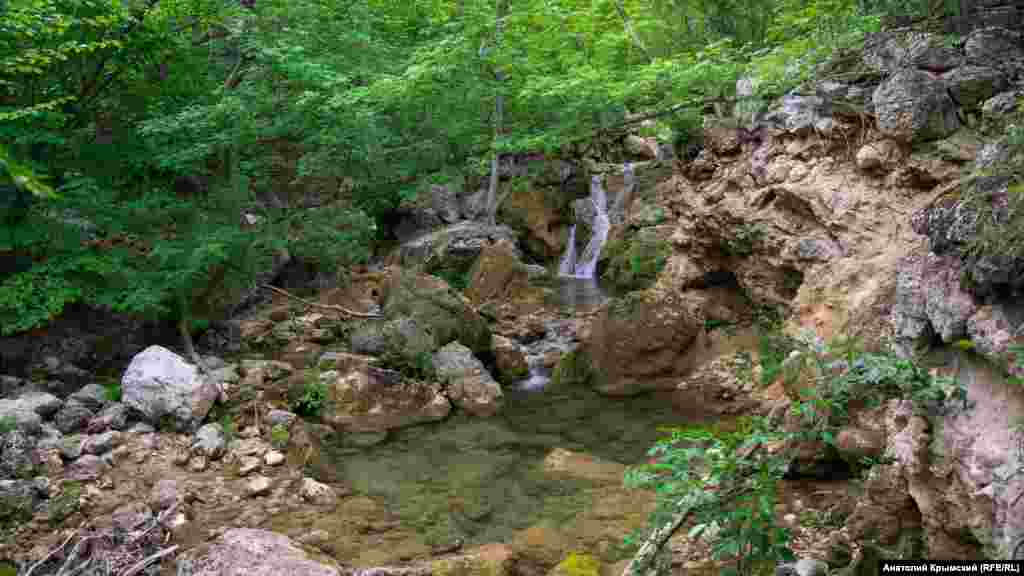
550,350,592,388
48,481,82,526
551,552,601,576
0,562,16,576
599,235,669,293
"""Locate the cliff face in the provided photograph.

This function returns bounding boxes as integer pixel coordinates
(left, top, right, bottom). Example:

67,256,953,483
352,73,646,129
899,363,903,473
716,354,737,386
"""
649,23,1024,559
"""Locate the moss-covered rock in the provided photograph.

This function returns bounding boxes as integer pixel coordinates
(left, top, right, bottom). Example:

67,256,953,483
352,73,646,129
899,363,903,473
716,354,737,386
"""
550,350,592,388
383,270,492,355
549,552,601,576
599,230,670,293
349,317,435,369
498,184,572,260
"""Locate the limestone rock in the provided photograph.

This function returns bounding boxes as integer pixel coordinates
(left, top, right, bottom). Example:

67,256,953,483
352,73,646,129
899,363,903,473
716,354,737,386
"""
66,454,107,481
491,335,529,384
874,70,960,142
87,402,128,433
122,345,221,431
587,291,705,395
349,317,434,363
69,383,109,412
81,431,118,455
982,91,1020,117
855,140,903,172
185,528,340,576
965,27,1024,74
192,423,227,460
433,342,504,417
320,366,451,433
391,222,519,275
431,183,461,224
465,240,544,317
111,501,153,532
264,451,285,466
298,477,337,505
891,252,978,351
150,479,179,510
0,430,36,479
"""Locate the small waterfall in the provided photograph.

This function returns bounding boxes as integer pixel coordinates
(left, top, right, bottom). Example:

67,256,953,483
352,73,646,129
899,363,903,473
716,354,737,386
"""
557,175,607,279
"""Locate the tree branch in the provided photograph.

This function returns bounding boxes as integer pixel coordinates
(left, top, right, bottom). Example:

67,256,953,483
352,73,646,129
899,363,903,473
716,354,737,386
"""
260,284,382,319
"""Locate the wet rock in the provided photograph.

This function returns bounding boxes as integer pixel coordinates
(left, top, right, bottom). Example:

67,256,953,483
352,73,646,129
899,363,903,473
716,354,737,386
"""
320,367,451,433
433,342,504,418
122,345,222,431
192,423,227,460
13,390,63,419
54,400,95,434
184,528,341,576
587,291,705,395
491,335,529,384
942,65,1008,109
874,70,960,142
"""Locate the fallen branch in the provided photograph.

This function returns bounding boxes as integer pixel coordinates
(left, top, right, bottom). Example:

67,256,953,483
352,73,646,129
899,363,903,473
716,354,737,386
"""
24,525,84,576
621,498,698,576
120,545,179,576
260,284,382,319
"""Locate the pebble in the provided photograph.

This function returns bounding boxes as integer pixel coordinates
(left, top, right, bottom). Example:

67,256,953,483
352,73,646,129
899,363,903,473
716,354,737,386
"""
246,476,272,497
264,451,285,467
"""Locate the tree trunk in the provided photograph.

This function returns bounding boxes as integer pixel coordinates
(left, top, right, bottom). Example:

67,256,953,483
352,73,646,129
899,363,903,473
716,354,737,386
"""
485,0,507,226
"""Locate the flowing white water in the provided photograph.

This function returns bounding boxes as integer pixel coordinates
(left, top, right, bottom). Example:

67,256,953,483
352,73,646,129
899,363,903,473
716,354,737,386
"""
559,164,633,279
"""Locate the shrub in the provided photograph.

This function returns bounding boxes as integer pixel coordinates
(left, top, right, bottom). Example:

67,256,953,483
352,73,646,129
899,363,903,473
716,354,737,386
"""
292,377,328,418
270,424,290,450
102,380,122,403
0,417,15,436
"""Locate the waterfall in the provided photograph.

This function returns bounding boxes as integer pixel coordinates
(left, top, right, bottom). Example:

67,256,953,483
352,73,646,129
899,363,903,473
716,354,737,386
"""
558,166,632,279
558,225,577,276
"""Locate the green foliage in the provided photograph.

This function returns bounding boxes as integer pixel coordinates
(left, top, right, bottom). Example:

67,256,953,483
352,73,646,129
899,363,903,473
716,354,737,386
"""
47,481,82,527
600,236,669,293
723,224,763,257
220,413,237,444
102,380,122,403
757,328,797,387
292,376,328,418
433,267,471,293
625,416,795,575
270,423,290,450
0,416,15,436
553,552,601,576
385,349,437,381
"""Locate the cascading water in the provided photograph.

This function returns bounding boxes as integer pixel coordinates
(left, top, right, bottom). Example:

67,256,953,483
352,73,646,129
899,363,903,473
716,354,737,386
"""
558,164,633,279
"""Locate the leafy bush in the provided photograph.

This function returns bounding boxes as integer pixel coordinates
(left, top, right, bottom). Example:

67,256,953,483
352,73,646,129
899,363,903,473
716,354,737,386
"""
102,381,122,403
270,424,290,450
47,481,82,527
0,416,15,436
292,377,328,418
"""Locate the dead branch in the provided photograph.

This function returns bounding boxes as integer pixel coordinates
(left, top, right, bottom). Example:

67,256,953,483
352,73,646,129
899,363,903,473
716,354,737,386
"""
24,526,85,576
120,545,179,576
259,284,382,319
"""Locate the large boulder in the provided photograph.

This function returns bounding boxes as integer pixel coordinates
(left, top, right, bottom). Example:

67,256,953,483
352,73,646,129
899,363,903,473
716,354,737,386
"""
942,65,1008,109
498,185,572,260
320,365,451,433
874,70,960,142
465,239,545,315
965,27,1024,75
890,252,978,354
349,317,435,364
382,270,492,354
433,342,504,417
587,290,705,395
184,528,340,576
391,221,520,276
121,345,222,431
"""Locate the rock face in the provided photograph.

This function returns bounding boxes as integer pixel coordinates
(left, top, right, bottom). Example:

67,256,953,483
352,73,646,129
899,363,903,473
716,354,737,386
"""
391,221,520,275
433,342,504,417
890,253,978,354
186,529,340,576
320,364,451,433
465,239,546,317
121,346,221,431
874,70,960,141
382,270,492,355
587,291,705,395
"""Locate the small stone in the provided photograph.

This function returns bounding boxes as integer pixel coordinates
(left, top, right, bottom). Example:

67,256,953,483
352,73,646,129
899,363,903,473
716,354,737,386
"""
246,475,272,497
66,454,107,481
237,456,261,477
188,455,208,472
266,410,297,428
192,423,227,460
59,436,83,461
298,477,336,505
238,426,260,439
264,451,285,467
111,502,153,532
81,431,118,455
794,559,829,576
32,477,51,498
130,422,156,434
